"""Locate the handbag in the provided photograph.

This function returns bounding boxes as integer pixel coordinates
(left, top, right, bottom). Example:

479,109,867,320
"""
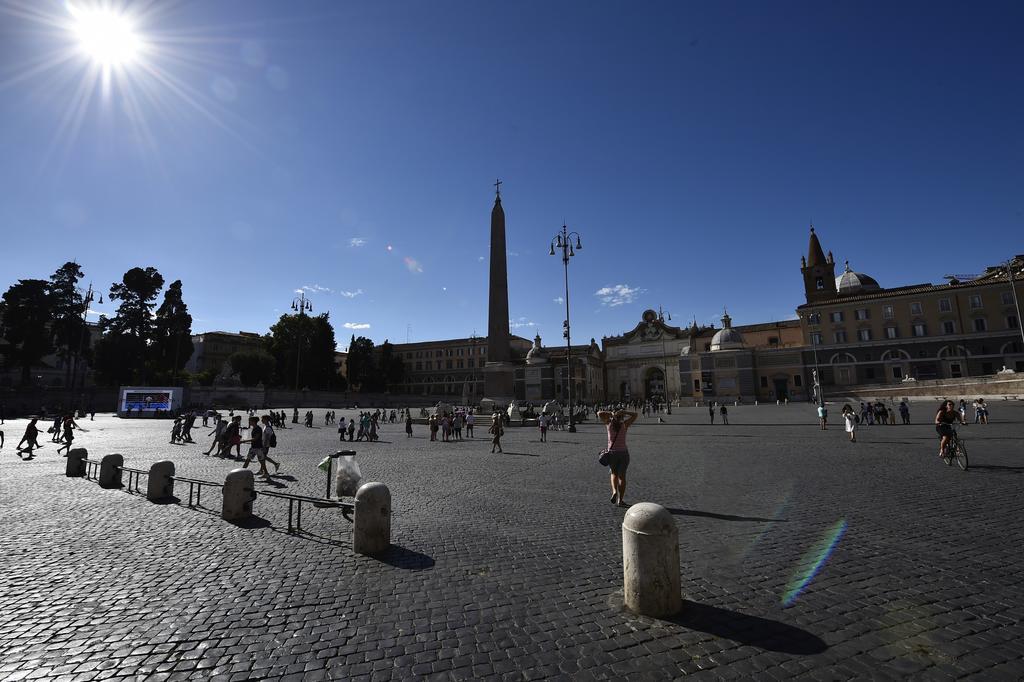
598,450,610,466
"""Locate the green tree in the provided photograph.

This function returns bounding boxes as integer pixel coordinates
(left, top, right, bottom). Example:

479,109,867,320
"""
379,340,406,391
152,280,194,383
266,312,340,390
345,335,377,391
229,350,277,387
0,280,56,386
48,262,87,388
95,267,164,385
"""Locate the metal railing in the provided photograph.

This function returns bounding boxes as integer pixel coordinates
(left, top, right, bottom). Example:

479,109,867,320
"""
257,489,353,533
116,465,149,494
168,475,223,508
82,458,102,481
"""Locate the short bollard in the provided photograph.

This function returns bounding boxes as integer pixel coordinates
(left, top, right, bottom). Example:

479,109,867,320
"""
353,482,391,556
222,468,256,521
622,503,681,617
98,454,124,489
65,448,88,477
147,461,175,501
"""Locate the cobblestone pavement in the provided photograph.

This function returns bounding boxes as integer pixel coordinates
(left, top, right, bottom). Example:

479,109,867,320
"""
2,402,1024,680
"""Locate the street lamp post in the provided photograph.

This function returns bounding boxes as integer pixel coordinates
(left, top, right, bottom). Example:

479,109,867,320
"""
1007,258,1024,354
657,306,673,414
803,311,824,406
291,292,313,392
72,283,102,390
550,224,582,432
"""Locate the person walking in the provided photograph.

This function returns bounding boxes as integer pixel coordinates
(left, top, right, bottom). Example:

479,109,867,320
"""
205,418,227,455
405,413,413,438
708,404,715,424
465,411,474,438
899,400,910,424
56,416,77,455
489,414,504,453
720,404,729,425
241,416,271,479
842,404,858,443
538,413,548,442
16,418,43,459
598,408,638,507
817,404,828,430
260,415,281,474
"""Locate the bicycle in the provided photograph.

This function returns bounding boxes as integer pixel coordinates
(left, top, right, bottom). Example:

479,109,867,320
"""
939,428,968,471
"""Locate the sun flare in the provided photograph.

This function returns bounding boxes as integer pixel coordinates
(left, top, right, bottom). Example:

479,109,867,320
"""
67,3,142,67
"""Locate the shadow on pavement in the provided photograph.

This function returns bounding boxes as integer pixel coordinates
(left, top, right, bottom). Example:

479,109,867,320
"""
503,451,540,457
377,545,435,570
228,515,272,529
668,601,827,655
968,464,1024,473
665,508,784,523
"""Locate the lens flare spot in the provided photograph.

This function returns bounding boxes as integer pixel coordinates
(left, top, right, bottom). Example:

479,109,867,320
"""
386,244,393,252
782,519,847,608
403,257,423,273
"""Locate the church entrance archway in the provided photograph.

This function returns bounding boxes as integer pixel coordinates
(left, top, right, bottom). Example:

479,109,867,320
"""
645,368,665,402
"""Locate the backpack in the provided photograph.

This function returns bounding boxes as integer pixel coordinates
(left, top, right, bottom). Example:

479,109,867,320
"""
268,432,277,448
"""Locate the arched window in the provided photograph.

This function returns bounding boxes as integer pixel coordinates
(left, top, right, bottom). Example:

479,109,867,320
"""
829,352,856,364
937,345,970,358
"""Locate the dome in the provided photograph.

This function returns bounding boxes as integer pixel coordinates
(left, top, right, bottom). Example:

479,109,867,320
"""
835,261,880,295
710,311,744,352
525,333,548,365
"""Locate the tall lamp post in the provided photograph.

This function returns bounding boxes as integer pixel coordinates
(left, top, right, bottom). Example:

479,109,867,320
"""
1007,258,1024,354
291,292,313,391
550,224,582,432
72,283,102,390
802,311,824,406
657,306,673,414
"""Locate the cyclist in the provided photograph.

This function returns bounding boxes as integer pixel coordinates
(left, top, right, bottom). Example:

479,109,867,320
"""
934,400,964,459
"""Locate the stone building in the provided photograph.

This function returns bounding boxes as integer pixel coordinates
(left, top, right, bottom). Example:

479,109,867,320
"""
184,331,264,375
389,335,531,399
795,227,1024,388
512,334,605,403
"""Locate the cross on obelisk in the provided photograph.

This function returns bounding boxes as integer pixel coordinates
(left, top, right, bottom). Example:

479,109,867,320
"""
494,178,502,197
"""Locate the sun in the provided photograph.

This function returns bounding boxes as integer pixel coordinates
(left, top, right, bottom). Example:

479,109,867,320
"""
67,3,143,67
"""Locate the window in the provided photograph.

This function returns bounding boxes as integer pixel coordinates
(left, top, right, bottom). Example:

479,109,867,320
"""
969,295,982,309
415,361,422,370
973,318,987,332
938,298,952,313
457,348,463,356
891,366,903,379
468,358,475,368
793,375,802,387
694,379,701,391
910,302,923,316
857,329,872,341
882,305,894,320
808,312,821,324
810,332,823,345
768,336,779,346
829,311,844,323
456,359,464,369
942,320,956,335
1007,316,1019,329
1002,292,1015,305
885,326,898,339
855,308,870,321
815,276,824,290
446,360,453,369
833,330,848,343
760,376,768,388
912,323,927,337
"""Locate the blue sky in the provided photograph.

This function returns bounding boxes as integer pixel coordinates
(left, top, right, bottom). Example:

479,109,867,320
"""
1,0,1021,349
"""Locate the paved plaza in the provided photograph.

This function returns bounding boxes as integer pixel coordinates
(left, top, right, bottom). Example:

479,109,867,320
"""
2,402,1024,680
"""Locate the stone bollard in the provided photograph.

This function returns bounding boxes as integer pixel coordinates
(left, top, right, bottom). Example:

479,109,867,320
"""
622,503,681,617
353,482,391,556
147,461,175,501
222,468,257,521
98,454,124,489
65,448,88,477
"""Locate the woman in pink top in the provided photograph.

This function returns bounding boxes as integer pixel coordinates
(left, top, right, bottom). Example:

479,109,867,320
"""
598,409,638,507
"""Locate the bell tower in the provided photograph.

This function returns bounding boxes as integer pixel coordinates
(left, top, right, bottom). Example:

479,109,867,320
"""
800,225,837,303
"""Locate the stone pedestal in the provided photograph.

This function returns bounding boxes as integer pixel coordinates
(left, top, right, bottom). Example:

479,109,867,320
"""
147,461,175,501
353,482,391,556
65,448,88,477
622,502,681,617
98,454,124,489
222,468,256,521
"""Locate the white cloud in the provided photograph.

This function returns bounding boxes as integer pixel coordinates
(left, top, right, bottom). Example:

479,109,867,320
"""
509,317,537,330
477,256,485,262
339,289,364,298
553,297,564,305
508,250,519,257
300,284,332,294
343,322,371,329
595,284,645,307
349,237,366,247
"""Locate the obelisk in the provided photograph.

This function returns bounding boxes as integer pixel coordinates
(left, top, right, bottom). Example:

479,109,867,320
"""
484,179,515,401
